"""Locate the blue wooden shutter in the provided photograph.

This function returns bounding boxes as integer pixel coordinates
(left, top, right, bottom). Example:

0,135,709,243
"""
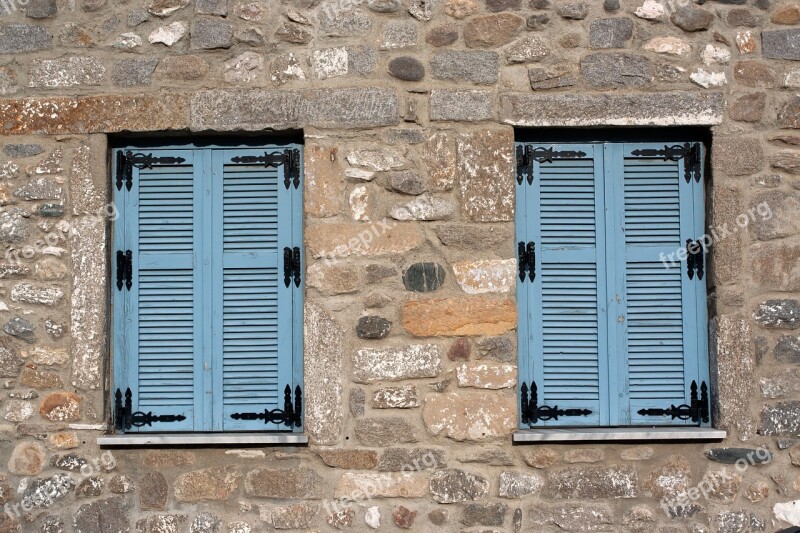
615,143,709,426
214,148,298,431
519,144,609,426
113,149,199,432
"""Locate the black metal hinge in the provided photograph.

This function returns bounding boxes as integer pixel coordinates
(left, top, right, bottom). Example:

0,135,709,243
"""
115,250,132,291
520,381,592,425
114,388,187,431
115,151,187,191
230,149,301,190
518,241,535,282
685,239,704,280
637,380,709,424
630,142,702,183
283,246,301,288
516,145,588,185
230,385,303,428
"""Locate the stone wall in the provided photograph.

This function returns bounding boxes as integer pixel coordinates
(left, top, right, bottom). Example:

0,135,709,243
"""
1,0,800,532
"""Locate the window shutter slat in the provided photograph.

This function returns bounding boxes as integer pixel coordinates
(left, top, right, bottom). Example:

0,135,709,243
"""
217,149,295,431
523,144,608,426
113,149,197,432
620,143,707,426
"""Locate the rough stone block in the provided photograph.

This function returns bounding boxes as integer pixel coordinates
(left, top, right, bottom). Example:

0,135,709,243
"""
763,28,800,60
306,222,422,259
529,503,613,531
581,53,651,88
354,417,419,446
402,296,516,337
710,316,756,440
0,23,53,54
589,17,633,49
244,468,324,499
456,128,515,222
501,91,724,126
28,57,105,88
190,17,232,49
430,90,493,122
353,344,441,383
463,13,523,48
304,144,343,218
546,465,638,499
422,391,516,440
304,302,344,445
430,50,499,84
335,473,428,498
456,361,516,389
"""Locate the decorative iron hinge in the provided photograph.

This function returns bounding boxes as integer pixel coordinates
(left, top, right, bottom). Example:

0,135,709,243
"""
516,145,588,185
114,388,187,431
637,380,709,424
520,382,592,425
283,246,301,288
229,149,301,190
230,385,303,428
630,142,702,183
115,250,132,291
115,151,187,191
518,241,535,282
685,239,705,280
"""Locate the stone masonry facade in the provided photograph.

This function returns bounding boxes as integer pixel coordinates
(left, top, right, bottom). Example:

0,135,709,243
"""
1,0,800,531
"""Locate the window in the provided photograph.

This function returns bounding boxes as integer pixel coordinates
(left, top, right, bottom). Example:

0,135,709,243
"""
516,139,709,428
111,143,303,433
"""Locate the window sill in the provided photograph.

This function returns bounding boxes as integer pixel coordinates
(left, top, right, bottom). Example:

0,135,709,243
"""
97,433,308,447
513,427,727,443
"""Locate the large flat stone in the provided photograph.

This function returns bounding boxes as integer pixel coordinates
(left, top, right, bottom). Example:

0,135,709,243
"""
306,222,423,259
335,473,428,498
430,90,493,122
354,417,419,446
546,465,638,499
402,296,517,337
0,23,52,54
304,302,344,445
245,468,325,499
529,503,614,531
422,390,516,440
190,87,399,131
304,144,343,218
710,315,756,440
763,28,800,60
501,91,724,126
456,128,515,222
0,93,188,135
174,466,241,502
352,344,442,382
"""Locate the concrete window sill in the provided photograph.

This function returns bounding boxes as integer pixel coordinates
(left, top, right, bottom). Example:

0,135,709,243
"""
513,427,727,443
97,433,308,447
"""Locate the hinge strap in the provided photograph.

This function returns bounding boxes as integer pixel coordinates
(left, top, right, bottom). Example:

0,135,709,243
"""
283,247,293,288
517,241,536,282
114,388,186,430
116,250,132,291
292,246,301,287
637,380,709,424
521,382,592,424
230,384,303,428
686,239,704,280
116,151,186,191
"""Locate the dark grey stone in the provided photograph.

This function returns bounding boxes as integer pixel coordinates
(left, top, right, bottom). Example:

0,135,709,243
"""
0,24,53,54
190,17,233,50
430,50,499,84
4,317,35,343
530,0,550,7
387,170,426,195
349,387,365,417
403,262,446,292
750,513,765,532
318,9,372,37
76,476,103,498
39,204,65,217
430,469,490,503
776,335,800,363
513,508,522,532
581,53,651,88
755,336,769,364
354,417,419,446
195,0,227,15
140,471,168,511
73,497,129,533
477,336,515,362
22,475,74,509
670,5,714,32
4,144,43,158
763,29,800,61
486,0,520,11
603,0,619,11
388,56,425,81
127,7,149,26
461,503,508,527
367,0,402,12
0,342,23,377
356,316,392,339
384,129,426,145
761,401,800,435
558,1,588,19
25,0,56,19
589,18,633,49
711,0,747,3
526,13,550,29
378,447,446,471
704,448,772,465
778,438,797,449
754,300,800,329
664,503,703,518
430,89,493,122
755,0,770,9
111,58,158,87
347,45,377,76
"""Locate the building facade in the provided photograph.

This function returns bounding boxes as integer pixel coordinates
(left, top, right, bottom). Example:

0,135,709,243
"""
0,0,799,531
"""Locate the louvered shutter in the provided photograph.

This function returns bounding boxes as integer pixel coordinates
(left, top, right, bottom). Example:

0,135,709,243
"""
213,149,297,431
616,143,708,426
521,144,608,426
113,149,199,432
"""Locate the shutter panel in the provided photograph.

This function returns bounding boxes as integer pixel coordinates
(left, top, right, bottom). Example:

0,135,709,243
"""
113,149,198,432
214,149,295,431
524,144,608,426
618,143,708,426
